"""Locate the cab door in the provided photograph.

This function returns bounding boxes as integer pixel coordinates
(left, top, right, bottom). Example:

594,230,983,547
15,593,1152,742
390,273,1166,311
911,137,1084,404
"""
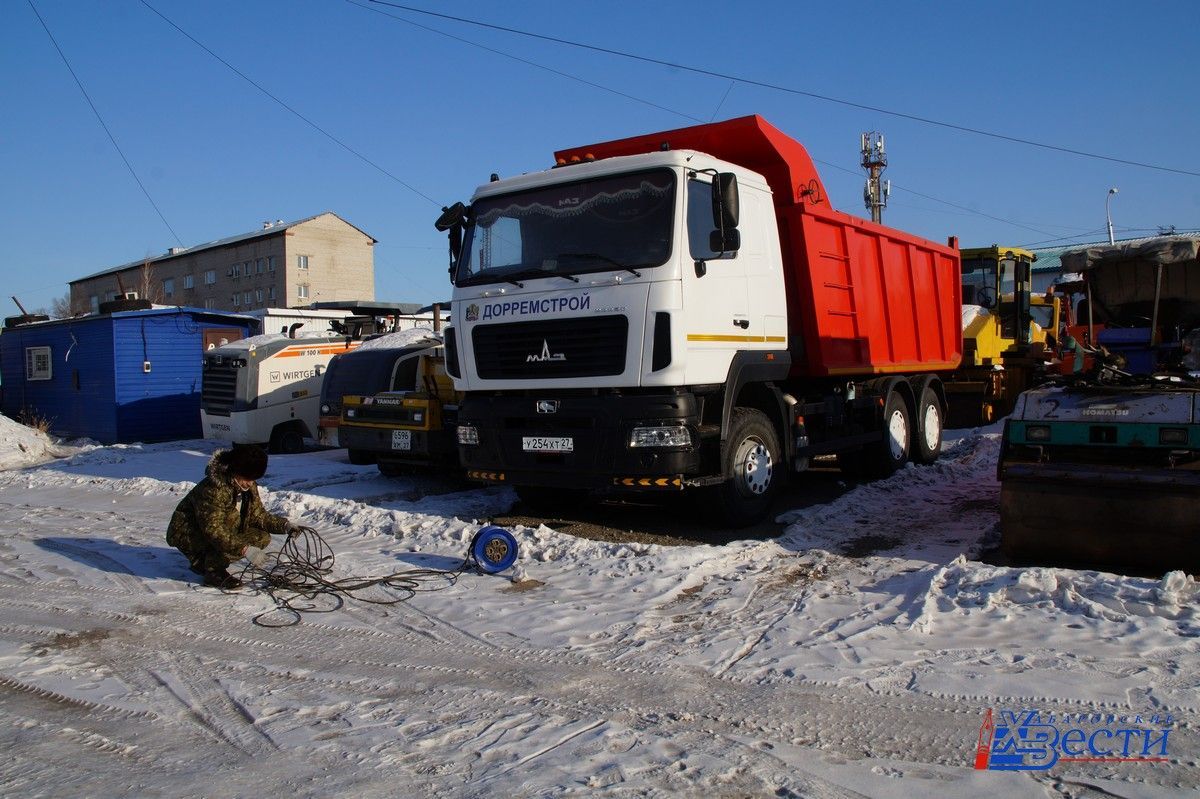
679,175,749,384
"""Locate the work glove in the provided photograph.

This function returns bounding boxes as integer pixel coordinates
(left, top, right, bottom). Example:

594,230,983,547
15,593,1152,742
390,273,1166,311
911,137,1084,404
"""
243,545,269,567
286,522,315,540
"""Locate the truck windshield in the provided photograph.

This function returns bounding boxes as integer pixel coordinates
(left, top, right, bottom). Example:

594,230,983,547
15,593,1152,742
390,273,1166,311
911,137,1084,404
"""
455,169,675,285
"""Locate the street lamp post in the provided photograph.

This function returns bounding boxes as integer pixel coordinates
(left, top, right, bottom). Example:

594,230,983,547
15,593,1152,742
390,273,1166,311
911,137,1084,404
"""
1106,187,1119,245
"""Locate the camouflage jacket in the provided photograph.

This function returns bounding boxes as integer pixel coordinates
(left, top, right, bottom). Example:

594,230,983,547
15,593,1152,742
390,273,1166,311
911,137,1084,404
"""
166,450,289,564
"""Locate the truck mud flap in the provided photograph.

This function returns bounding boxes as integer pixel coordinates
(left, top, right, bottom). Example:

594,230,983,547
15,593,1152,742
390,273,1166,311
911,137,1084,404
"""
1000,463,1200,573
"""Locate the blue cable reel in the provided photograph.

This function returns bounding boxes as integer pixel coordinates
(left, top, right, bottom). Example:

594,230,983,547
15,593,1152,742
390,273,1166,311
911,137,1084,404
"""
470,525,519,573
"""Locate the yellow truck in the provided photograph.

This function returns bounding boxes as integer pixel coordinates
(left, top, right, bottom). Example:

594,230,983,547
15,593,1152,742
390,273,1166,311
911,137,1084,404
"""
945,246,1060,426
338,339,462,476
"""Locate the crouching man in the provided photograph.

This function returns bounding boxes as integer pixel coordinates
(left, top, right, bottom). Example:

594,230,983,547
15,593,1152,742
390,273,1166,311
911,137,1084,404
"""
167,445,296,588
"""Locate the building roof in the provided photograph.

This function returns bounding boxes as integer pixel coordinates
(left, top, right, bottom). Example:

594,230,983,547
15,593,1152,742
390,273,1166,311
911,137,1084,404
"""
70,212,377,285
3,305,256,332
1033,231,1200,277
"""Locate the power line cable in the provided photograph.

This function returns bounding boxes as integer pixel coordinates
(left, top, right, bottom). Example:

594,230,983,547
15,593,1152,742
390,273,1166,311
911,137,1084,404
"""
810,156,1064,238
355,2,1111,239
138,0,441,207
1017,229,1113,248
347,0,705,123
27,0,184,246
368,1,1200,179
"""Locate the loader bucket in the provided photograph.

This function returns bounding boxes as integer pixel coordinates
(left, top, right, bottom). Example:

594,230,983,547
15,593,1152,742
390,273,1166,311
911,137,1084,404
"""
1000,462,1200,574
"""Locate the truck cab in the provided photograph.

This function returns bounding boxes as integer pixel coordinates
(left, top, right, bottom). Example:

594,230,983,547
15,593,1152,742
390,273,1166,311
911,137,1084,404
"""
338,340,461,475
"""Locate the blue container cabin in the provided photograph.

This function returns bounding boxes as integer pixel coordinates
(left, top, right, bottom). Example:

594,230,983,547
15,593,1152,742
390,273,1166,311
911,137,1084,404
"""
1,307,253,444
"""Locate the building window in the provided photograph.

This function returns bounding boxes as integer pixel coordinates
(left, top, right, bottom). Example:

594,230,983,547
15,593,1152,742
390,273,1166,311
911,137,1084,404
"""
183,274,194,290
89,296,99,313
232,294,240,307
244,261,252,276
268,286,276,301
25,347,52,381
163,277,174,296
243,291,252,306
256,258,264,274
204,298,216,309
297,284,309,299
297,255,309,270
204,269,216,285
255,288,263,303
233,263,241,278
267,256,276,272
105,291,118,302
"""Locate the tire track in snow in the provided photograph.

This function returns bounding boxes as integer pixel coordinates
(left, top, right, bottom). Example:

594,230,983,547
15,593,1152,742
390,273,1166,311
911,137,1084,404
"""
150,652,279,757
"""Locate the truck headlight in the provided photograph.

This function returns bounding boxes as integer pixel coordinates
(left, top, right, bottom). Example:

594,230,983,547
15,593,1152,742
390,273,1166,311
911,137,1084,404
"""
320,403,331,415
629,425,691,448
1025,424,1050,442
1159,427,1189,445
345,408,357,419
413,411,425,424
458,425,480,445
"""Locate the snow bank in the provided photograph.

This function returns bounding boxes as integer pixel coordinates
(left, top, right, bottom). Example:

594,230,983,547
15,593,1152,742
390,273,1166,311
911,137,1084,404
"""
910,555,1199,633
0,413,67,470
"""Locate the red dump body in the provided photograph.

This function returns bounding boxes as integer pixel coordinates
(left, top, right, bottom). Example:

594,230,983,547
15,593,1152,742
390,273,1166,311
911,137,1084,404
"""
556,115,962,378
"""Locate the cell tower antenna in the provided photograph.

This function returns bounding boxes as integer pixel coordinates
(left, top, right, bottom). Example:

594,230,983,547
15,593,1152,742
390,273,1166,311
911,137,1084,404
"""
861,132,889,223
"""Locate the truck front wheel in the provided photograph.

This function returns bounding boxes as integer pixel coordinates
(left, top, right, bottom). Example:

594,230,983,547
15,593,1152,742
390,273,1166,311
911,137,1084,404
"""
347,449,376,465
269,424,305,454
707,407,781,528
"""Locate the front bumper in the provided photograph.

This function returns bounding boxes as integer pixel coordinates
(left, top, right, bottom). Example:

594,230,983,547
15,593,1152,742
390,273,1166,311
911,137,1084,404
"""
458,392,703,489
339,423,456,465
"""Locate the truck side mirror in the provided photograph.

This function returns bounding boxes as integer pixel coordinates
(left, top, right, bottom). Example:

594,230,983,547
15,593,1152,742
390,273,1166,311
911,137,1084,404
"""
435,202,468,279
710,173,741,254
711,173,739,230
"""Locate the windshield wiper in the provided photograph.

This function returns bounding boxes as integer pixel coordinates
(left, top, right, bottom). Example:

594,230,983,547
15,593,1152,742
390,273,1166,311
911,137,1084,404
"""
557,252,641,278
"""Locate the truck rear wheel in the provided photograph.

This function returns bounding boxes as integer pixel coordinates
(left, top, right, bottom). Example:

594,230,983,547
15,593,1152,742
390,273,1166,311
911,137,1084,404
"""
912,386,942,465
865,391,911,476
707,407,781,528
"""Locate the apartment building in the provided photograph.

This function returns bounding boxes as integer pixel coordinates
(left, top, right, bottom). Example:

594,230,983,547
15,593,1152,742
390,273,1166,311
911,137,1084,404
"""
68,212,376,313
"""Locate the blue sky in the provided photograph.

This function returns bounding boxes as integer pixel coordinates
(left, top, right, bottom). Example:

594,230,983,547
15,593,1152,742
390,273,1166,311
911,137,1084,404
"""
4,0,1198,315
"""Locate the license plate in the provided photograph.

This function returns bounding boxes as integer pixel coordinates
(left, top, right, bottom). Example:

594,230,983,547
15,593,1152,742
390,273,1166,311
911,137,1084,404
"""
391,430,412,450
522,436,573,453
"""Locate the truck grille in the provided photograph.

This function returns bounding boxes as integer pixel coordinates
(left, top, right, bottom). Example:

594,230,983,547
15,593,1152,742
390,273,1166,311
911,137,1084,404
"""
471,315,628,379
202,363,237,415
346,403,421,425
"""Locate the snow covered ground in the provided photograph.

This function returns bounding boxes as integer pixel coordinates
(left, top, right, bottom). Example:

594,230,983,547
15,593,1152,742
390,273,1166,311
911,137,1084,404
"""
0,415,1195,798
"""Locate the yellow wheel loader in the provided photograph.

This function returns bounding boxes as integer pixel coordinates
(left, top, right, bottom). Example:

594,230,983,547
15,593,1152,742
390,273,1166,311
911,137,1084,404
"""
945,246,1060,427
